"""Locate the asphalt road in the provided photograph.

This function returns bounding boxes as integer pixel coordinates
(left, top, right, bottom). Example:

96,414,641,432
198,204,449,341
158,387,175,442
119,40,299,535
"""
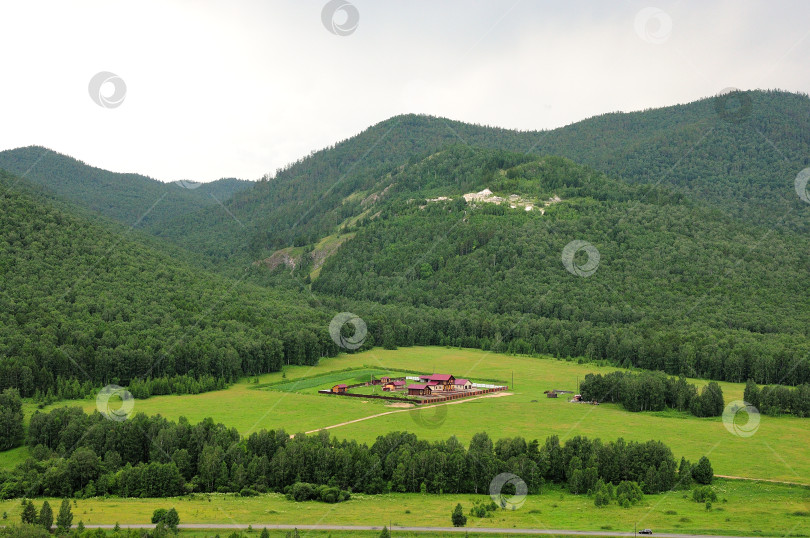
73,524,769,537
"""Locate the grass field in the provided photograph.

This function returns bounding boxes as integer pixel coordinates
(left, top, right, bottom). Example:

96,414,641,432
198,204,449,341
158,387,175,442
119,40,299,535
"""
0,481,807,536
6,346,810,485
264,368,393,392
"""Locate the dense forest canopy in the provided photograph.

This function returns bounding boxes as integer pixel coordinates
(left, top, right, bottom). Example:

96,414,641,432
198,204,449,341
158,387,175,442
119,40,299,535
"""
0,146,253,232
0,171,340,397
143,90,810,266
1,90,809,400
309,147,810,385
0,406,710,499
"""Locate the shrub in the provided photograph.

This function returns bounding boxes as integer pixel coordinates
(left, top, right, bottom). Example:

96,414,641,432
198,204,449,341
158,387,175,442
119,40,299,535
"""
0,524,50,538
692,486,717,503
285,482,349,503
692,456,714,485
616,481,644,506
451,503,467,527
239,488,260,497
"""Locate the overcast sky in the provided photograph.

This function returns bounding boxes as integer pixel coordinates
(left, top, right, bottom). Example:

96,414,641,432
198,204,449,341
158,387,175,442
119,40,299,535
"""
0,0,807,182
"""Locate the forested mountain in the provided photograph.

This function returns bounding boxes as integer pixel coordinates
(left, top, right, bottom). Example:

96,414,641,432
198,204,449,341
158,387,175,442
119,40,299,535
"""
2,90,809,395
536,90,810,233
0,146,253,231
310,146,810,386
150,90,810,266
0,170,338,397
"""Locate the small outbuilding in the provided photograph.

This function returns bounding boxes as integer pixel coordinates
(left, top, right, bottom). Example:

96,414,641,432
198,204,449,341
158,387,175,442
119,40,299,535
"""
453,378,473,390
331,384,348,394
407,383,430,396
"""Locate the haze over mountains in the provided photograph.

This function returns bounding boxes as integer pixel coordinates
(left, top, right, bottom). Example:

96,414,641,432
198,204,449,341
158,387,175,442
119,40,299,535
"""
1,89,809,395
0,146,253,231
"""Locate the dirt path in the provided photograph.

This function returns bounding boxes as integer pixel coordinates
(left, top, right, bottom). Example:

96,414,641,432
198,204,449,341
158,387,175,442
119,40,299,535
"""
714,474,808,486
298,392,513,435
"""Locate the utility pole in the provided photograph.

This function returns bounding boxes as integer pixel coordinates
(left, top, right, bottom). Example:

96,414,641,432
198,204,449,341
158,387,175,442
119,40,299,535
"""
512,370,514,389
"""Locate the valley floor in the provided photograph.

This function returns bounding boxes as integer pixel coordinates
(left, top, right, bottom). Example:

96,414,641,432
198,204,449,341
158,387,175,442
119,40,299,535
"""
14,347,810,485
0,481,807,537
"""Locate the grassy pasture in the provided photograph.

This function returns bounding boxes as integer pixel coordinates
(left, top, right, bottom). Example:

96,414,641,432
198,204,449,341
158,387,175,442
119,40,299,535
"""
0,480,807,536
7,347,810,484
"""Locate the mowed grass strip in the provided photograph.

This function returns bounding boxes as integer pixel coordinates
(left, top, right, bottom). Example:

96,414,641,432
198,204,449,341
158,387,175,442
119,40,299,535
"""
8,347,810,483
0,481,807,536
266,368,393,392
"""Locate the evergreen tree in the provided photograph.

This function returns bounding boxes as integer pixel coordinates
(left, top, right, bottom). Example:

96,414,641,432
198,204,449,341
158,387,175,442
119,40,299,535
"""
21,500,37,525
55,499,73,535
677,457,692,489
451,503,467,527
379,526,391,538
37,501,53,531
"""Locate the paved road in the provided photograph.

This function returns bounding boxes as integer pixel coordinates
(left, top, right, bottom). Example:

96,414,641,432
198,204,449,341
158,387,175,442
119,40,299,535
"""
76,524,770,537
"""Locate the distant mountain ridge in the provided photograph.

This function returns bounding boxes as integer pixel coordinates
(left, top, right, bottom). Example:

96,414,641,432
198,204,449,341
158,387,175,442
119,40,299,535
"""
145,90,810,266
0,146,254,231
3,90,806,267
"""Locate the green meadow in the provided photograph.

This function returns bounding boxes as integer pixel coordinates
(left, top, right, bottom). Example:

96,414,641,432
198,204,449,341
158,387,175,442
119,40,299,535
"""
0,480,807,536
8,347,810,486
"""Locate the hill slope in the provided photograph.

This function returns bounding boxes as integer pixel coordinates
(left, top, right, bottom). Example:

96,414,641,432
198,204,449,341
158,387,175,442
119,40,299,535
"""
0,170,335,397
152,90,810,267
309,146,810,386
0,146,253,231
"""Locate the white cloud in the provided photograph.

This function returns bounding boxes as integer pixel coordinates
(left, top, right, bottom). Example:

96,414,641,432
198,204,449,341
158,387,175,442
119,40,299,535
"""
0,0,807,182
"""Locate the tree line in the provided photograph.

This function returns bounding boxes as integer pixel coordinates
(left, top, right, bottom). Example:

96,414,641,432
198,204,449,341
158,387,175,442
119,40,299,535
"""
0,389,23,451
0,407,712,500
744,380,810,417
578,371,725,417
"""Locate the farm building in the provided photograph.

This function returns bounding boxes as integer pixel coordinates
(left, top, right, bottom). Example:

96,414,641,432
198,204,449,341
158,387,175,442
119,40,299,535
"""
454,378,472,390
407,383,431,396
380,376,391,384
383,379,407,391
331,384,348,394
418,374,456,390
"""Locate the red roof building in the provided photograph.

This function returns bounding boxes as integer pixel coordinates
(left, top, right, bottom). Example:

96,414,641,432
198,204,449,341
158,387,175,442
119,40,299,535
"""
407,383,430,396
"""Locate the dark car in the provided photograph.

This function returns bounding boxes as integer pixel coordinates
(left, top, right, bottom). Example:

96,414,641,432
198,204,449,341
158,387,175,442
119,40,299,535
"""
639,530,653,535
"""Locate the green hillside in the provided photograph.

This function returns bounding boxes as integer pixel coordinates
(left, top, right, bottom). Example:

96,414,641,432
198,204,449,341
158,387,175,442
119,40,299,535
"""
0,170,335,397
1,91,809,394
152,90,810,266
310,146,810,386
0,146,253,231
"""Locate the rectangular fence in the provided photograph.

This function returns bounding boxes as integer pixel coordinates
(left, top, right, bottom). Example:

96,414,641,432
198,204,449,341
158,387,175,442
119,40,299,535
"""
318,385,507,405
